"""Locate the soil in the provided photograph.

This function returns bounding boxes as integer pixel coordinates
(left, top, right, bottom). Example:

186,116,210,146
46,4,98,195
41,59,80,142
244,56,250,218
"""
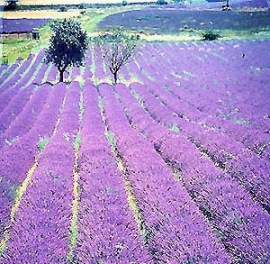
2,9,81,19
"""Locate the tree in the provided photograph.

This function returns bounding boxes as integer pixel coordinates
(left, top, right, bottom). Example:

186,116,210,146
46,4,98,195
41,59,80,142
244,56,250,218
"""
96,27,139,84
45,18,88,82
222,0,230,10
4,0,18,10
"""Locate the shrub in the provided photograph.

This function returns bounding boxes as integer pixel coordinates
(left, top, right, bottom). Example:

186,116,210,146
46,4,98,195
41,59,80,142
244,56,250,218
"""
59,6,68,12
156,0,168,5
78,3,86,9
202,30,221,41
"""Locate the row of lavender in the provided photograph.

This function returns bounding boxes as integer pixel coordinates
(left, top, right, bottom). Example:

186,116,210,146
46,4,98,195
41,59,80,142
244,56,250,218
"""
0,51,80,145
1,76,269,262
103,40,269,262
86,39,270,262
0,82,79,262
98,83,232,263
76,80,270,262
112,81,270,263
0,78,153,262
79,79,269,262
0,50,58,94
0,79,219,262
0,82,67,261
72,82,150,262
129,40,270,158
1,40,269,167
1,40,269,156
0,49,89,95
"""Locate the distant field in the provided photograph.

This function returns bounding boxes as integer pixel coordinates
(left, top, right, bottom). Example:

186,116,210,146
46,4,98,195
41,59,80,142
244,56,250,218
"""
1,18,51,33
98,8,270,34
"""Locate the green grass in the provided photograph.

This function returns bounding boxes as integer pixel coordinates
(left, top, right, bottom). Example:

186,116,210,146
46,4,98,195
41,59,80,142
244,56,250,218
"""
37,136,49,152
73,133,82,153
2,23,52,64
105,131,116,147
169,124,180,133
81,11,110,32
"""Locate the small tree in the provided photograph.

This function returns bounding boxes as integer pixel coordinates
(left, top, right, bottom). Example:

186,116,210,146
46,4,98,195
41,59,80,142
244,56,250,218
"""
222,0,230,10
4,0,18,10
45,18,88,82
202,30,221,41
96,27,139,84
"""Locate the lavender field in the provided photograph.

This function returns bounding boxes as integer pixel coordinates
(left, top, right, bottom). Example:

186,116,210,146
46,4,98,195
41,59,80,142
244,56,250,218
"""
1,19,51,34
98,8,270,34
0,39,270,263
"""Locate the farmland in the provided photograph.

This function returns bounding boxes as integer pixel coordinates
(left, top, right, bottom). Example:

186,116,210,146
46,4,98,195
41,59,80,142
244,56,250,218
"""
98,8,270,34
0,38,270,262
1,0,270,263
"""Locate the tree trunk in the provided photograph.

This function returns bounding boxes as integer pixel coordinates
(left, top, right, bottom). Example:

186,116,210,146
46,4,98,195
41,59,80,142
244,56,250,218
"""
113,71,118,84
59,70,64,82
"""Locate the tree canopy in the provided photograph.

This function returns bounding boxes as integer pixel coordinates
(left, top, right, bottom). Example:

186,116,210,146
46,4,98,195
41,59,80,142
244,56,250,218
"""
4,0,18,10
95,27,139,84
45,18,88,82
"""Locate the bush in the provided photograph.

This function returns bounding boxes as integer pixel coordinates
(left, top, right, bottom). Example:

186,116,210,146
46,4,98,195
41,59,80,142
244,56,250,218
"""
202,30,221,41
156,0,168,5
122,0,128,6
59,6,68,12
78,3,86,9
222,4,231,11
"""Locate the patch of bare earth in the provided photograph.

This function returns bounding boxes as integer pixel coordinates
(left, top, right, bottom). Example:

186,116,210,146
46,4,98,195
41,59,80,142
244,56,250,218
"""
1,9,81,19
